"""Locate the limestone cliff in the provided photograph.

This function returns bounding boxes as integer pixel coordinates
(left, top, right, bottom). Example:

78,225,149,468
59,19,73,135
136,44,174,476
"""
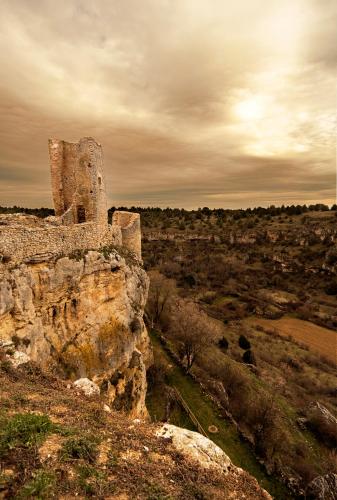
144,225,336,249
0,247,151,418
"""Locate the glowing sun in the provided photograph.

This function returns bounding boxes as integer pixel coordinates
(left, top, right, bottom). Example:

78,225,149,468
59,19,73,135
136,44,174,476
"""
234,98,264,121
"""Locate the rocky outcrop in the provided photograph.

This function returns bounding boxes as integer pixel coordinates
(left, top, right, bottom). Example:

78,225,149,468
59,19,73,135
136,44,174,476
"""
74,377,100,397
156,424,232,472
307,401,337,428
0,248,151,418
145,226,337,247
256,289,300,309
306,473,337,500
156,424,272,499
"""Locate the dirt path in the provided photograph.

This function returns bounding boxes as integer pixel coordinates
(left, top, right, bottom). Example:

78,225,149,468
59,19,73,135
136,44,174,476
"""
247,317,336,363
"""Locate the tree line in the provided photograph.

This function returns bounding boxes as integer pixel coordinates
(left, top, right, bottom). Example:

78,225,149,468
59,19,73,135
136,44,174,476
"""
0,202,335,221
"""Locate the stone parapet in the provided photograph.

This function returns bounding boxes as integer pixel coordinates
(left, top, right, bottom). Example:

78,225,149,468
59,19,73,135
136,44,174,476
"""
0,221,122,265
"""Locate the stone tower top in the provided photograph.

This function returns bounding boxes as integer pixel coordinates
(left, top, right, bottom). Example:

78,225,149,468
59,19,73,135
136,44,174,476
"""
49,137,107,226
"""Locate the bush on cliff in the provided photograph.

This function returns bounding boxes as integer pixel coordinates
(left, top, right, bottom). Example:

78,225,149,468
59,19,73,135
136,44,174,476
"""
239,335,251,350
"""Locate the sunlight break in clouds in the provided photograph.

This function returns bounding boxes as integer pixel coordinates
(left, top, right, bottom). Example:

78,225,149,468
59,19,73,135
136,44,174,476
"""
0,0,336,208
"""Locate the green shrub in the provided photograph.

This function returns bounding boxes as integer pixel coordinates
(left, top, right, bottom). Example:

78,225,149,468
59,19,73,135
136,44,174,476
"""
325,280,337,295
18,470,55,499
0,413,54,457
182,274,196,287
59,435,99,463
76,464,107,495
238,334,251,350
307,412,337,448
218,336,229,350
242,349,256,365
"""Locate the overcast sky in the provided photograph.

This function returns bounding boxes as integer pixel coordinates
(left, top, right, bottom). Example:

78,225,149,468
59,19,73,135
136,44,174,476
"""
0,0,336,209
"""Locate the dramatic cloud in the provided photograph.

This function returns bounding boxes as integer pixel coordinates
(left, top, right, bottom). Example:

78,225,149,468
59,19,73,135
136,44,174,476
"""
0,0,335,208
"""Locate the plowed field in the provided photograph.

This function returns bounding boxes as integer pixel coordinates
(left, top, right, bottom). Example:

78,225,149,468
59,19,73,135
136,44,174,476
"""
247,316,336,363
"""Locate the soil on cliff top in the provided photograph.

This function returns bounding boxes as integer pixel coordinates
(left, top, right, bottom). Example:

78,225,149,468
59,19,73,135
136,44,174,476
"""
0,356,269,500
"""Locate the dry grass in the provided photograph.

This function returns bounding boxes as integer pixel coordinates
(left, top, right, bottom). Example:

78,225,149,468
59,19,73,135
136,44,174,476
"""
246,316,336,363
0,358,269,500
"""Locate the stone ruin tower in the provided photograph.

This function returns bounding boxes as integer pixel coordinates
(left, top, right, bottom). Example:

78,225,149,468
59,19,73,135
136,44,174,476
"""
49,137,107,225
47,136,142,258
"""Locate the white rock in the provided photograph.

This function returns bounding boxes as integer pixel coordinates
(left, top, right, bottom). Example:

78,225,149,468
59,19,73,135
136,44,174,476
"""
0,339,14,348
306,473,337,500
156,424,231,473
308,401,337,427
156,424,272,499
9,350,31,368
73,378,100,397
103,404,111,413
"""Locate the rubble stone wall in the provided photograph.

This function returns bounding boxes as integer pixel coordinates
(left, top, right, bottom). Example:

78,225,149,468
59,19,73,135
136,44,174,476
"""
49,137,107,226
113,211,141,257
0,222,122,264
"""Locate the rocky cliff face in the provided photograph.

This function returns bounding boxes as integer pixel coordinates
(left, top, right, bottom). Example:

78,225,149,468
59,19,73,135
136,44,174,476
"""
145,225,336,247
0,247,151,418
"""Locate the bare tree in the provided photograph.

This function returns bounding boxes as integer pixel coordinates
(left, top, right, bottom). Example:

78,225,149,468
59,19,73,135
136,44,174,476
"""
145,271,175,329
170,301,215,372
248,393,280,458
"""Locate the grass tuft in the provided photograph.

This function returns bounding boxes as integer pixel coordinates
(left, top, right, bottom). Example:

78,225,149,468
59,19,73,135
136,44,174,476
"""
0,413,54,457
76,464,108,496
17,470,55,499
59,435,99,463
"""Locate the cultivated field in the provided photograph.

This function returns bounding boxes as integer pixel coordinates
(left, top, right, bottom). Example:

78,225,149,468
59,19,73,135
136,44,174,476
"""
247,316,336,363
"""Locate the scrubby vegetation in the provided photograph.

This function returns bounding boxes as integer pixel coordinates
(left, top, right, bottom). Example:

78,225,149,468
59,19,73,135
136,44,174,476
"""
0,206,54,218
142,206,337,496
1,358,252,500
0,413,55,457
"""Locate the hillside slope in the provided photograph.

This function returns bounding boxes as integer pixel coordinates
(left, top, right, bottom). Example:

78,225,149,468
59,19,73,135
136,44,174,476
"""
0,358,271,499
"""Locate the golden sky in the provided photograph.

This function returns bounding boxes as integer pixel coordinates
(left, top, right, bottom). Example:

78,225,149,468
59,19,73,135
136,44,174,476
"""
0,0,336,208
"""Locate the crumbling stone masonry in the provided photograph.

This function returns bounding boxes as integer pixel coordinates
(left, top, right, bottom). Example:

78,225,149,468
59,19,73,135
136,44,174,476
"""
0,222,121,264
113,211,141,258
0,138,142,264
49,137,107,226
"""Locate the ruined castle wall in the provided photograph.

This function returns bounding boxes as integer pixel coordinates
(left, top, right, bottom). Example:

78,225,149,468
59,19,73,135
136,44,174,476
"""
61,142,78,218
77,138,107,225
48,138,107,226
0,138,143,266
113,211,141,258
49,139,66,216
0,223,122,264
